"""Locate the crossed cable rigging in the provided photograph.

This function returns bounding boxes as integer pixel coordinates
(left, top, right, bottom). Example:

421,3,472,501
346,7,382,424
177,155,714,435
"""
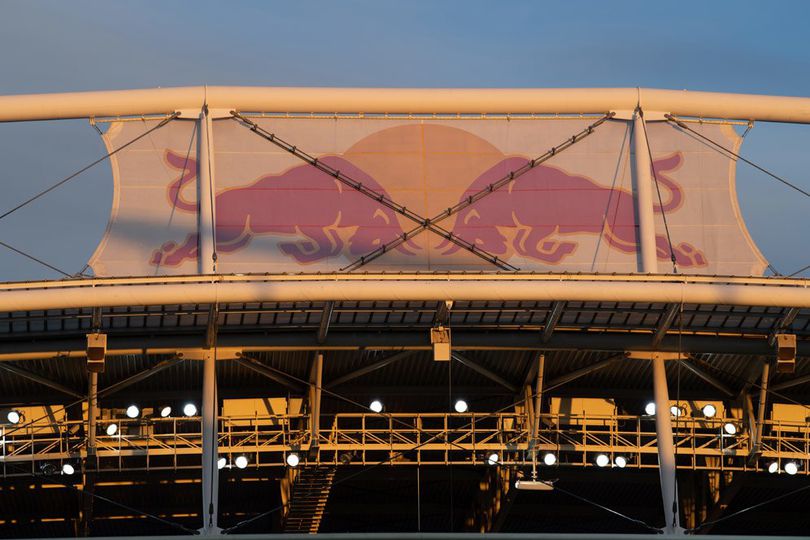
230,111,616,272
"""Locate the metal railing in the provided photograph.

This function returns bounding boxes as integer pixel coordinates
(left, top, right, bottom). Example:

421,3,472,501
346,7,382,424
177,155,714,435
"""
2,412,808,477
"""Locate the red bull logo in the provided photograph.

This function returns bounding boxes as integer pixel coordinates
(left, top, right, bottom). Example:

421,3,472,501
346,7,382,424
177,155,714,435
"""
438,153,707,267
150,151,416,267
149,124,707,270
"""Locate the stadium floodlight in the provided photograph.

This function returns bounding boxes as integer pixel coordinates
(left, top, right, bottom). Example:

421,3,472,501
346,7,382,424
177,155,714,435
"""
723,422,737,436
160,406,172,418
234,455,249,469
644,402,656,416
183,403,197,417
767,461,779,474
62,463,75,475
614,455,628,468
486,453,500,466
369,400,383,413
106,423,118,436
286,452,300,468
543,453,557,466
454,399,468,413
217,457,227,470
670,405,684,417
6,410,21,424
595,454,610,468
702,404,717,418
784,461,799,475
126,405,140,419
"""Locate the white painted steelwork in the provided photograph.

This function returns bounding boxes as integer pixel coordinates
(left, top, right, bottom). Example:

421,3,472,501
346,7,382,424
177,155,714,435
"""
633,111,658,273
1,87,810,123
0,274,808,313
197,107,216,275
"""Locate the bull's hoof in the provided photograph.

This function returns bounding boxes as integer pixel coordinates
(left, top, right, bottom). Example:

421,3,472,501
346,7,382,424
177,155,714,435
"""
676,243,708,267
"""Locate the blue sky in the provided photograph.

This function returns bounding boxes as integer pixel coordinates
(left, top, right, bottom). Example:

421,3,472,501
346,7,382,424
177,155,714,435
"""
0,0,808,280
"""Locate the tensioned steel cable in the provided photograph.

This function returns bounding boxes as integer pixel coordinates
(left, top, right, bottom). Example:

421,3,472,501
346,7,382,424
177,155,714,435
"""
639,109,678,273
666,114,810,199
229,112,517,272
788,263,810,278
0,113,180,278
688,483,810,533
0,238,72,277
339,112,617,271
222,354,660,534
0,113,180,222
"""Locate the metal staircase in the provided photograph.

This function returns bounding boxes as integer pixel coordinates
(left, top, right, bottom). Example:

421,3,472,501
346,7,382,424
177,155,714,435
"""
281,466,336,534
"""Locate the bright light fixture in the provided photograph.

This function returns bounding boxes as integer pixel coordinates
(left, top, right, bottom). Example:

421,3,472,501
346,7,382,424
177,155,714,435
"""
6,411,21,424
235,455,248,469
723,422,737,436
486,453,499,466
183,403,197,417
614,455,628,468
369,400,383,413
543,453,557,466
670,405,684,417
785,461,799,475
160,406,172,418
62,463,75,475
702,404,717,418
217,457,227,470
286,452,300,468
644,402,656,416
106,423,118,436
767,461,779,474
454,399,468,413
595,454,610,468
126,405,140,419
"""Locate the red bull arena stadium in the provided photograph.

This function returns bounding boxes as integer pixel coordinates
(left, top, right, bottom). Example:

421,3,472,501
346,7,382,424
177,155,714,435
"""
0,86,809,539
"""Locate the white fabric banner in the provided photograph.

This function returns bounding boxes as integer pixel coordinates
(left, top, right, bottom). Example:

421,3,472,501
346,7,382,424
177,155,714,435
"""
88,117,766,276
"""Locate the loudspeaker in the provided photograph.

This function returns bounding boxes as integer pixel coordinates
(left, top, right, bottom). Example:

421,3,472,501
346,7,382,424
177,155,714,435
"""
431,326,451,362
776,334,796,374
86,333,107,373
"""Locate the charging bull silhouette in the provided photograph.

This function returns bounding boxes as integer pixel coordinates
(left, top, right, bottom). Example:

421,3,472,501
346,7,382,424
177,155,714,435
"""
438,153,707,267
150,151,416,266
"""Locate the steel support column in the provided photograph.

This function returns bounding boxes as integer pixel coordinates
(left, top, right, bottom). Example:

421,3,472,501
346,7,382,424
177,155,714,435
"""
201,349,219,534
87,372,98,458
310,353,323,448
652,354,681,533
633,110,658,273
753,361,771,453
532,354,545,444
198,105,216,275
81,371,98,536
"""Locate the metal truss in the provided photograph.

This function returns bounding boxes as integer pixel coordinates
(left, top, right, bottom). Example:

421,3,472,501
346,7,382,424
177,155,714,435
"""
2,412,809,477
